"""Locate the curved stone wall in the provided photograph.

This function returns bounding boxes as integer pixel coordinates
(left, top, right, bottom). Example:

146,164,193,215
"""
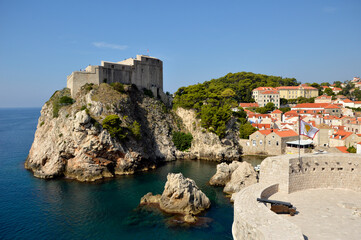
260,153,361,193
233,153,361,240
232,183,304,240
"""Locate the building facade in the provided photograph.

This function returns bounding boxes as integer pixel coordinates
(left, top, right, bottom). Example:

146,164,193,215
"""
276,85,319,100
67,55,163,97
252,87,280,108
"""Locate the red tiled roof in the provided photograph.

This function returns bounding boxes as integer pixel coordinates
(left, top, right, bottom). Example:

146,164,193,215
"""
256,129,298,137
333,87,342,91
342,99,353,103
292,103,330,109
253,87,277,91
272,109,283,114
239,103,259,108
261,90,279,94
324,104,340,109
354,101,361,104
335,146,349,153
322,86,330,89
331,130,354,140
276,85,317,90
316,95,332,99
251,123,271,129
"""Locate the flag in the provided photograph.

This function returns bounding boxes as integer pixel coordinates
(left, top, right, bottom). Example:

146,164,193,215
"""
300,120,319,139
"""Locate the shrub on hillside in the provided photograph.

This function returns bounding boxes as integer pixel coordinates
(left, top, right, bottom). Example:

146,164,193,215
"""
130,120,141,139
143,88,154,98
347,146,356,153
110,82,125,93
172,131,193,151
102,115,126,140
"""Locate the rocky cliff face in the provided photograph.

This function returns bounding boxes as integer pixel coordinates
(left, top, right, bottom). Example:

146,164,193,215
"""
26,84,242,182
175,108,241,161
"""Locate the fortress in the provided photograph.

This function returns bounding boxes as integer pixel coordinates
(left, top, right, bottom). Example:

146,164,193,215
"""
232,153,361,240
67,55,164,98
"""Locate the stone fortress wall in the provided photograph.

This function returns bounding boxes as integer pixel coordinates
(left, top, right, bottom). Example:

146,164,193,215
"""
67,55,167,104
232,153,361,240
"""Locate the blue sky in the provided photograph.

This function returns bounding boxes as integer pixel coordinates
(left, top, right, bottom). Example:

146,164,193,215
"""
0,0,360,107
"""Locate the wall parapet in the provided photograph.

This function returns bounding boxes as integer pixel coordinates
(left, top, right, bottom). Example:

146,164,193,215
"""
232,183,304,240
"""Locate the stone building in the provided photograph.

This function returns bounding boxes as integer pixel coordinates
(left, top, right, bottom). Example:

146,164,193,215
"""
67,55,163,97
242,129,298,155
314,95,332,103
276,84,318,100
329,130,360,148
252,87,280,108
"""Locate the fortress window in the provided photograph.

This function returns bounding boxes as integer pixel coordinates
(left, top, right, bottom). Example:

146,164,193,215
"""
351,168,354,172
111,65,114,68
337,168,343,171
322,168,325,171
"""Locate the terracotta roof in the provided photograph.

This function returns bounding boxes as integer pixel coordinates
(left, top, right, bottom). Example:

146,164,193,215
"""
272,109,283,114
331,130,354,140
322,86,330,89
354,101,361,104
342,99,353,103
324,104,340,109
335,146,349,153
251,123,271,129
274,130,298,137
276,85,317,90
261,90,279,94
292,103,330,109
316,95,332,99
239,103,259,108
253,87,277,91
333,87,342,91
256,129,298,138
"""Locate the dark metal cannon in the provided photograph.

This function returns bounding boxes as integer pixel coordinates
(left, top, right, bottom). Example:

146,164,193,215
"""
257,198,296,216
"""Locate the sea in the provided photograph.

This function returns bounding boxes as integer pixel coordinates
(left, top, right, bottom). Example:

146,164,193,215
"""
0,108,265,240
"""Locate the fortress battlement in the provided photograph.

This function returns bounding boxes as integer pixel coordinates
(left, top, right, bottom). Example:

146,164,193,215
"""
67,55,163,97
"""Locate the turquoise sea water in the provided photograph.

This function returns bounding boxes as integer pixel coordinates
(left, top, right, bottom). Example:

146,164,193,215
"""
0,108,265,240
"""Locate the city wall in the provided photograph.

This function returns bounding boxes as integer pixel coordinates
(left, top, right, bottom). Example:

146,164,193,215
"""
233,153,361,240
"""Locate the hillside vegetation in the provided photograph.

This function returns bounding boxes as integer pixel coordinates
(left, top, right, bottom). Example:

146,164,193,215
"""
173,72,299,138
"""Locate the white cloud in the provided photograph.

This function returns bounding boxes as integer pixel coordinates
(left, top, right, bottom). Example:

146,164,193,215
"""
92,42,128,50
323,6,336,13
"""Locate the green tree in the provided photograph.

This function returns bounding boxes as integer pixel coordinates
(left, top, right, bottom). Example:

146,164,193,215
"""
102,115,126,139
264,102,275,112
172,131,193,151
279,107,291,113
130,120,141,139
239,123,257,139
280,98,288,106
221,88,236,98
324,88,335,96
321,82,330,86
347,146,356,153
333,81,342,88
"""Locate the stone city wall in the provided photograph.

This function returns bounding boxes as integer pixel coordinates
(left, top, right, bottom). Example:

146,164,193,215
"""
232,183,304,240
233,153,361,240
260,153,361,193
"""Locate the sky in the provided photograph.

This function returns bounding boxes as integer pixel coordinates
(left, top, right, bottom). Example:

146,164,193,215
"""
0,0,360,107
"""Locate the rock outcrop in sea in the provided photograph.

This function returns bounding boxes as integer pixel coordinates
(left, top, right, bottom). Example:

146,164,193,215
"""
25,84,242,181
210,161,257,195
140,173,210,223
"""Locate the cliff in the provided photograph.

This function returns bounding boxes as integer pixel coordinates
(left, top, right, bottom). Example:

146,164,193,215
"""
25,83,241,181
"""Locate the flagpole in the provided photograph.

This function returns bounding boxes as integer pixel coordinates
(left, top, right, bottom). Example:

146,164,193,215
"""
298,115,301,160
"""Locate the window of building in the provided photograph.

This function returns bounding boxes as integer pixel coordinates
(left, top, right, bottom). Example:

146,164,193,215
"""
252,140,256,146
276,141,279,146
268,141,271,145
260,140,262,145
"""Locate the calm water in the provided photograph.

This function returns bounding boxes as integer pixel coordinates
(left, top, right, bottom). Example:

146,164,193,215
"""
0,108,265,240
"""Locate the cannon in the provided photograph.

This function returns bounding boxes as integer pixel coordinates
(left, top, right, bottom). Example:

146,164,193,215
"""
257,198,297,216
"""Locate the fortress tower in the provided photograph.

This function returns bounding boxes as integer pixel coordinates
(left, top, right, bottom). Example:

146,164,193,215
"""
67,55,163,97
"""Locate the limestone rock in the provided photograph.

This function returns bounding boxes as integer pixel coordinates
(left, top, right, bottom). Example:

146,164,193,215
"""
159,173,210,215
209,161,242,186
175,108,241,161
140,192,161,204
223,161,257,194
25,85,179,182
